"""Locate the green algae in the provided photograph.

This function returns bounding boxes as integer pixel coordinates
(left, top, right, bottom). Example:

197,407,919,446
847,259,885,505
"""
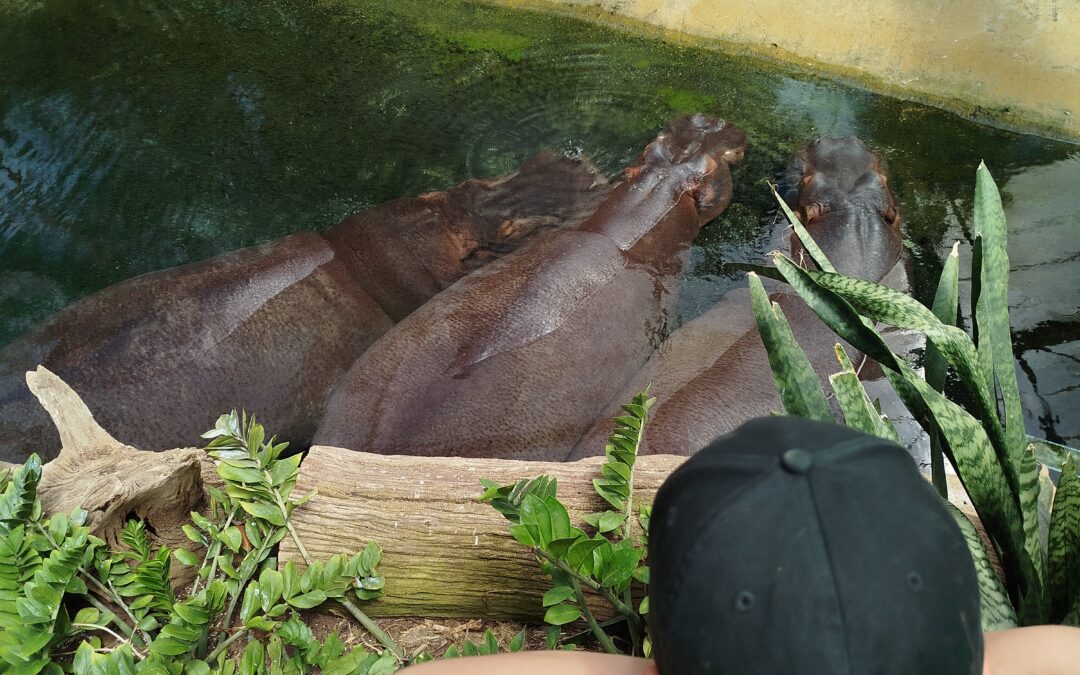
440,28,533,61
656,86,717,115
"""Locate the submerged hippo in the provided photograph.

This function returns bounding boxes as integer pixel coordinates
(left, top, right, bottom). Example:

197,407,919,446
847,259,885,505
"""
0,153,612,462
313,114,747,458
570,136,905,458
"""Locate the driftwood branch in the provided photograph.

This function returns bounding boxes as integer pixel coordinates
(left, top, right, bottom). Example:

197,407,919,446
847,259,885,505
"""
20,366,212,581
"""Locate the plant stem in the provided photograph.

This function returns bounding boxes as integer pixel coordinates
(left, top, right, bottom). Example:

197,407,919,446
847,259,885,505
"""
192,508,237,596
104,578,154,647
276,493,403,662
217,538,272,639
536,548,642,631
622,588,641,655
268,480,313,563
81,594,143,649
73,623,146,659
32,521,152,646
570,578,621,655
339,597,403,661
621,419,643,657
207,628,248,663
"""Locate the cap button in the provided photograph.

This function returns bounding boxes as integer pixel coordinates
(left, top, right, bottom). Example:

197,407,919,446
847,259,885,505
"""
781,449,813,474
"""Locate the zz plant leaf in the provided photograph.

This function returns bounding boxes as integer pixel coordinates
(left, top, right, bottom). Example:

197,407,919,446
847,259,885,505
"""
482,388,654,656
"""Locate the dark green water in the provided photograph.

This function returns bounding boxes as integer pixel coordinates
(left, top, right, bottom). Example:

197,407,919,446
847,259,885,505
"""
1,0,1078,444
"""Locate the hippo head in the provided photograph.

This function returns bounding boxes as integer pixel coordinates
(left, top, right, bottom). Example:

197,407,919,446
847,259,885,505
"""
788,137,903,283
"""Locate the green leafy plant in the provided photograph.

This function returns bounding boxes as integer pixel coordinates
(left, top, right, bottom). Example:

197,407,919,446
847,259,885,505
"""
481,389,655,656
440,628,527,659
748,165,1080,629
0,412,404,674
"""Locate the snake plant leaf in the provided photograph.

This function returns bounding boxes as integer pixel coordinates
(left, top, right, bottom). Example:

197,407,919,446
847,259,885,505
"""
1017,443,1047,596
828,344,899,442
770,253,1044,621
927,241,961,391
1037,467,1055,561
748,273,832,422
972,163,1025,455
927,242,961,496
770,184,837,273
808,273,1002,425
944,502,1018,631
803,268,1020,500
1048,456,1080,623
971,164,1045,598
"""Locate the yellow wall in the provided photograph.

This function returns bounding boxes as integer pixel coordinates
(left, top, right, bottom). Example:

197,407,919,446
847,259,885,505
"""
495,0,1080,141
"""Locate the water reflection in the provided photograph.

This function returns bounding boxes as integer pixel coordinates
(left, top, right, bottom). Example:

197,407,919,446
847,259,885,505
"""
965,155,1080,445
0,0,1077,445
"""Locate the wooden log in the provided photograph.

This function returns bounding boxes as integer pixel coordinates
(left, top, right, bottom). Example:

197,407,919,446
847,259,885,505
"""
280,447,683,620
281,445,989,622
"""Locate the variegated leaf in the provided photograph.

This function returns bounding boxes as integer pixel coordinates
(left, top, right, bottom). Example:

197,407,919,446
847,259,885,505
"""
944,502,1017,631
749,273,832,422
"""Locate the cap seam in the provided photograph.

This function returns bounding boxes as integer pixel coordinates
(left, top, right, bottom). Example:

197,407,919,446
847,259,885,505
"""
807,473,854,675
663,466,777,608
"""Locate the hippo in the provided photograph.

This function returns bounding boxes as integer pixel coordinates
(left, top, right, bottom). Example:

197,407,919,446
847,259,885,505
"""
0,152,612,462
313,114,747,459
570,136,905,458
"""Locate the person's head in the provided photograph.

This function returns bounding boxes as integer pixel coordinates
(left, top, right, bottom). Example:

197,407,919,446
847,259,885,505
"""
648,417,984,675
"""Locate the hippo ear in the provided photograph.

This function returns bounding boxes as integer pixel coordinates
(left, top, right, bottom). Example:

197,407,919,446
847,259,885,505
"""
881,202,900,226
802,202,827,223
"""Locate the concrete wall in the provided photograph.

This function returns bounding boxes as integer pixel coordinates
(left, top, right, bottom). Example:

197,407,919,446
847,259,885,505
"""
497,0,1080,141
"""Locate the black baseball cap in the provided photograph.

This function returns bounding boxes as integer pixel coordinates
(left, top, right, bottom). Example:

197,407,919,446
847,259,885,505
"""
648,417,983,675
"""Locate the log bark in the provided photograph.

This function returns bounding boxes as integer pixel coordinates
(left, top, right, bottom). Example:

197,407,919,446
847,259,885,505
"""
280,447,683,620
280,445,988,621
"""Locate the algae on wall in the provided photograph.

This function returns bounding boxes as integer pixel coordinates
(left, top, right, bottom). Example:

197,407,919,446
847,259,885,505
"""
498,0,1080,142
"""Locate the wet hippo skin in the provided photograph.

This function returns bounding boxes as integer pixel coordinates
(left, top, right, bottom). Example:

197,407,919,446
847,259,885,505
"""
314,114,747,459
571,136,904,458
0,153,612,462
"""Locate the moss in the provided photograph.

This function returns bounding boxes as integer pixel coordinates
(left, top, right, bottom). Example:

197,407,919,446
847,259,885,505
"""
655,86,716,114
440,28,532,61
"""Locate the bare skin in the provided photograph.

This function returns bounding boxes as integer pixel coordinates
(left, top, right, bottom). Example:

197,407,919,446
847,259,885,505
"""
0,153,611,462
404,626,1080,675
313,114,747,459
571,136,905,458
983,626,1080,675
404,652,657,675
